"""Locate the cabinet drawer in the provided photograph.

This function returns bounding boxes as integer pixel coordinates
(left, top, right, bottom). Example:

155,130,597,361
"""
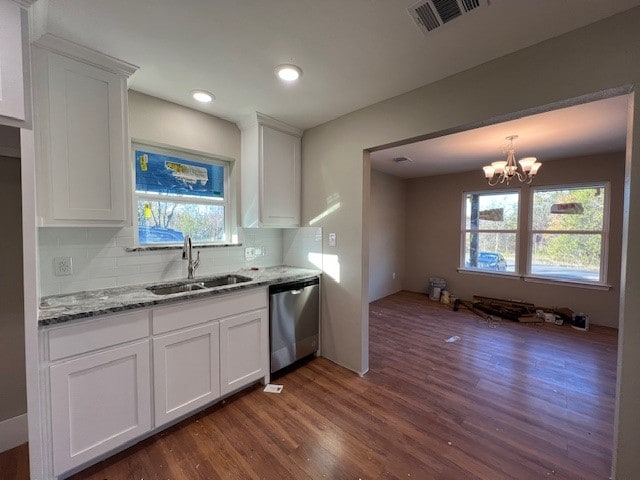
48,310,150,361
153,288,267,334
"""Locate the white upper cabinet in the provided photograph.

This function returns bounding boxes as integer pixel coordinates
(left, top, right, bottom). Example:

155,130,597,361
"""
240,112,302,228
32,34,138,226
0,1,30,127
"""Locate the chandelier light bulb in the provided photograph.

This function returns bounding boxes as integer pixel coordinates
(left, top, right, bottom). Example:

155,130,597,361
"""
519,157,537,172
491,161,507,174
483,165,495,179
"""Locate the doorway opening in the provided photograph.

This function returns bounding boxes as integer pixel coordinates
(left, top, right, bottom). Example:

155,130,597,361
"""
0,125,26,456
365,92,630,478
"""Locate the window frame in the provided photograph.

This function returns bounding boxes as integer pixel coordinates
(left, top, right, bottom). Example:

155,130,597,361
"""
459,188,521,276
526,182,610,285
131,141,231,247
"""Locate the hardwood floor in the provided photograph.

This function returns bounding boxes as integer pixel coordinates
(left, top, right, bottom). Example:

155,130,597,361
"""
0,291,618,479
0,442,29,480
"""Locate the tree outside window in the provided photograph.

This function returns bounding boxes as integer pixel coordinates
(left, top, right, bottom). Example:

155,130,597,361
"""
530,184,607,282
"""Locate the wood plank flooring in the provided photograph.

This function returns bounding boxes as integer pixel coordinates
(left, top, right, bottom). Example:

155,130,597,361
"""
0,291,618,479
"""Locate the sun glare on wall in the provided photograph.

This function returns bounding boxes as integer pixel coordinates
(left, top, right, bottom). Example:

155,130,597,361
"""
309,252,340,283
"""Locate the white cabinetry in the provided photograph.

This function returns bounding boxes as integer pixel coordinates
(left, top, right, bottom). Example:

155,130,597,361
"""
41,287,269,478
153,323,220,427
240,112,302,227
32,34,138,226
219,309,269,395
0,1,29,127
49,340,151,476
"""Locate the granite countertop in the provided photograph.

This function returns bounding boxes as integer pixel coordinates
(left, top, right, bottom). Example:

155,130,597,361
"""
39,266,321,326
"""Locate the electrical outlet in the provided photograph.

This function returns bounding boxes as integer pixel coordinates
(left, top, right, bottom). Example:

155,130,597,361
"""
245,247,256,260
393,272,397,280
54,256,73,276
328,233,337,247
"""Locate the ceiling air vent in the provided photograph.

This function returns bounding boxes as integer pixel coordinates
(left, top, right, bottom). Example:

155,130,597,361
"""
408,0,485,34
392,156,413,163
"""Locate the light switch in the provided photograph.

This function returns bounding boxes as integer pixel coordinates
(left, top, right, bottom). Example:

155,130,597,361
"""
328,233,337,247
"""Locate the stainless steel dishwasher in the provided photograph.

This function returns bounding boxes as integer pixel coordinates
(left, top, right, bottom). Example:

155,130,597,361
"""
269,277,320,373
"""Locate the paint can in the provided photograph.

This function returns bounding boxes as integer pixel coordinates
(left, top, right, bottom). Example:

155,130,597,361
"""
428,277,446,301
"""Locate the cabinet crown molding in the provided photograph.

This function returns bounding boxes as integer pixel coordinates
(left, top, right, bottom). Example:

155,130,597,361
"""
32,33,139,78
239,112,303,138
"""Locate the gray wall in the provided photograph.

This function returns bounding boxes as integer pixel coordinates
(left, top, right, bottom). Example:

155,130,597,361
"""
301,8,640,476
0,149,26,423
128,91,240,160
404,152,625,328
369,169,405,302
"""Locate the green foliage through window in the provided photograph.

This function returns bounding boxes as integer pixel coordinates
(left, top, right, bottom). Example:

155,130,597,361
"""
462,191,519,273
460,185,608,284
530,185,606,282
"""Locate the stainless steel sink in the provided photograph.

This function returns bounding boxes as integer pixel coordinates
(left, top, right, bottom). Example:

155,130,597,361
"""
146,274,252,295
200,274,252,288
147,282,206,295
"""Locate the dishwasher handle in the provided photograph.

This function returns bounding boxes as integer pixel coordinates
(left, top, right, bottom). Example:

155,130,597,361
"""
269,276,319,295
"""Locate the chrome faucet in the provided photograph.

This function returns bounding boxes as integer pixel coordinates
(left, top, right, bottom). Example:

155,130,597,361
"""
182,235,200,279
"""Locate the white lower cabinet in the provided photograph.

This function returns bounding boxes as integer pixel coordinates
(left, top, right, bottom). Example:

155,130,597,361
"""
49,340,151,476
219,309,269,396
43,287,270,479
153,323,220,427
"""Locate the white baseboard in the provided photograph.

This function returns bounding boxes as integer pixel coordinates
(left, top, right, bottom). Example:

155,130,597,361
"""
0,413,28,453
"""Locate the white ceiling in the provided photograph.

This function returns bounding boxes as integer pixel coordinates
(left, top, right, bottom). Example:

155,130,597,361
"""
43,0,640,130
370,94,630,178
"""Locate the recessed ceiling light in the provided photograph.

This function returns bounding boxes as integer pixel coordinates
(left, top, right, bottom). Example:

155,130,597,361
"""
275,64,303,82
191,89,215,103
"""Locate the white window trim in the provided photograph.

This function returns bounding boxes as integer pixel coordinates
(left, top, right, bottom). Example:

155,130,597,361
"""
526,182,610,286
131,140,234,247
460,189,521,275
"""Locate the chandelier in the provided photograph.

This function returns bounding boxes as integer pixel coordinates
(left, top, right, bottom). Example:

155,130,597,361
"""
482,135,541,186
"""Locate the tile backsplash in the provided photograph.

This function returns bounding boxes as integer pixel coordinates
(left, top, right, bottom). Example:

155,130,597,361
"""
38,226,316,297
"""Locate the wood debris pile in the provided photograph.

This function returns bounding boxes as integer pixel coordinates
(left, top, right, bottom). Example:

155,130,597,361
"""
453,295,574,325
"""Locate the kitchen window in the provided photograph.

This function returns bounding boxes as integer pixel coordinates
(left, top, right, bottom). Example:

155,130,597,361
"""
461,190,519,274
529,184,608,284
133,143,230,245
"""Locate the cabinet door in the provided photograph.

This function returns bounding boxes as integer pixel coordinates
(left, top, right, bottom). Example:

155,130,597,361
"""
49,340,151,476
260,125,300,226
219,309,269,396
153,323,220,427
47,52,128,223
0,1,27,125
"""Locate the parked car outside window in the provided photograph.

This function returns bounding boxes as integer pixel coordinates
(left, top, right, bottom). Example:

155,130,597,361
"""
477,251,507,271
